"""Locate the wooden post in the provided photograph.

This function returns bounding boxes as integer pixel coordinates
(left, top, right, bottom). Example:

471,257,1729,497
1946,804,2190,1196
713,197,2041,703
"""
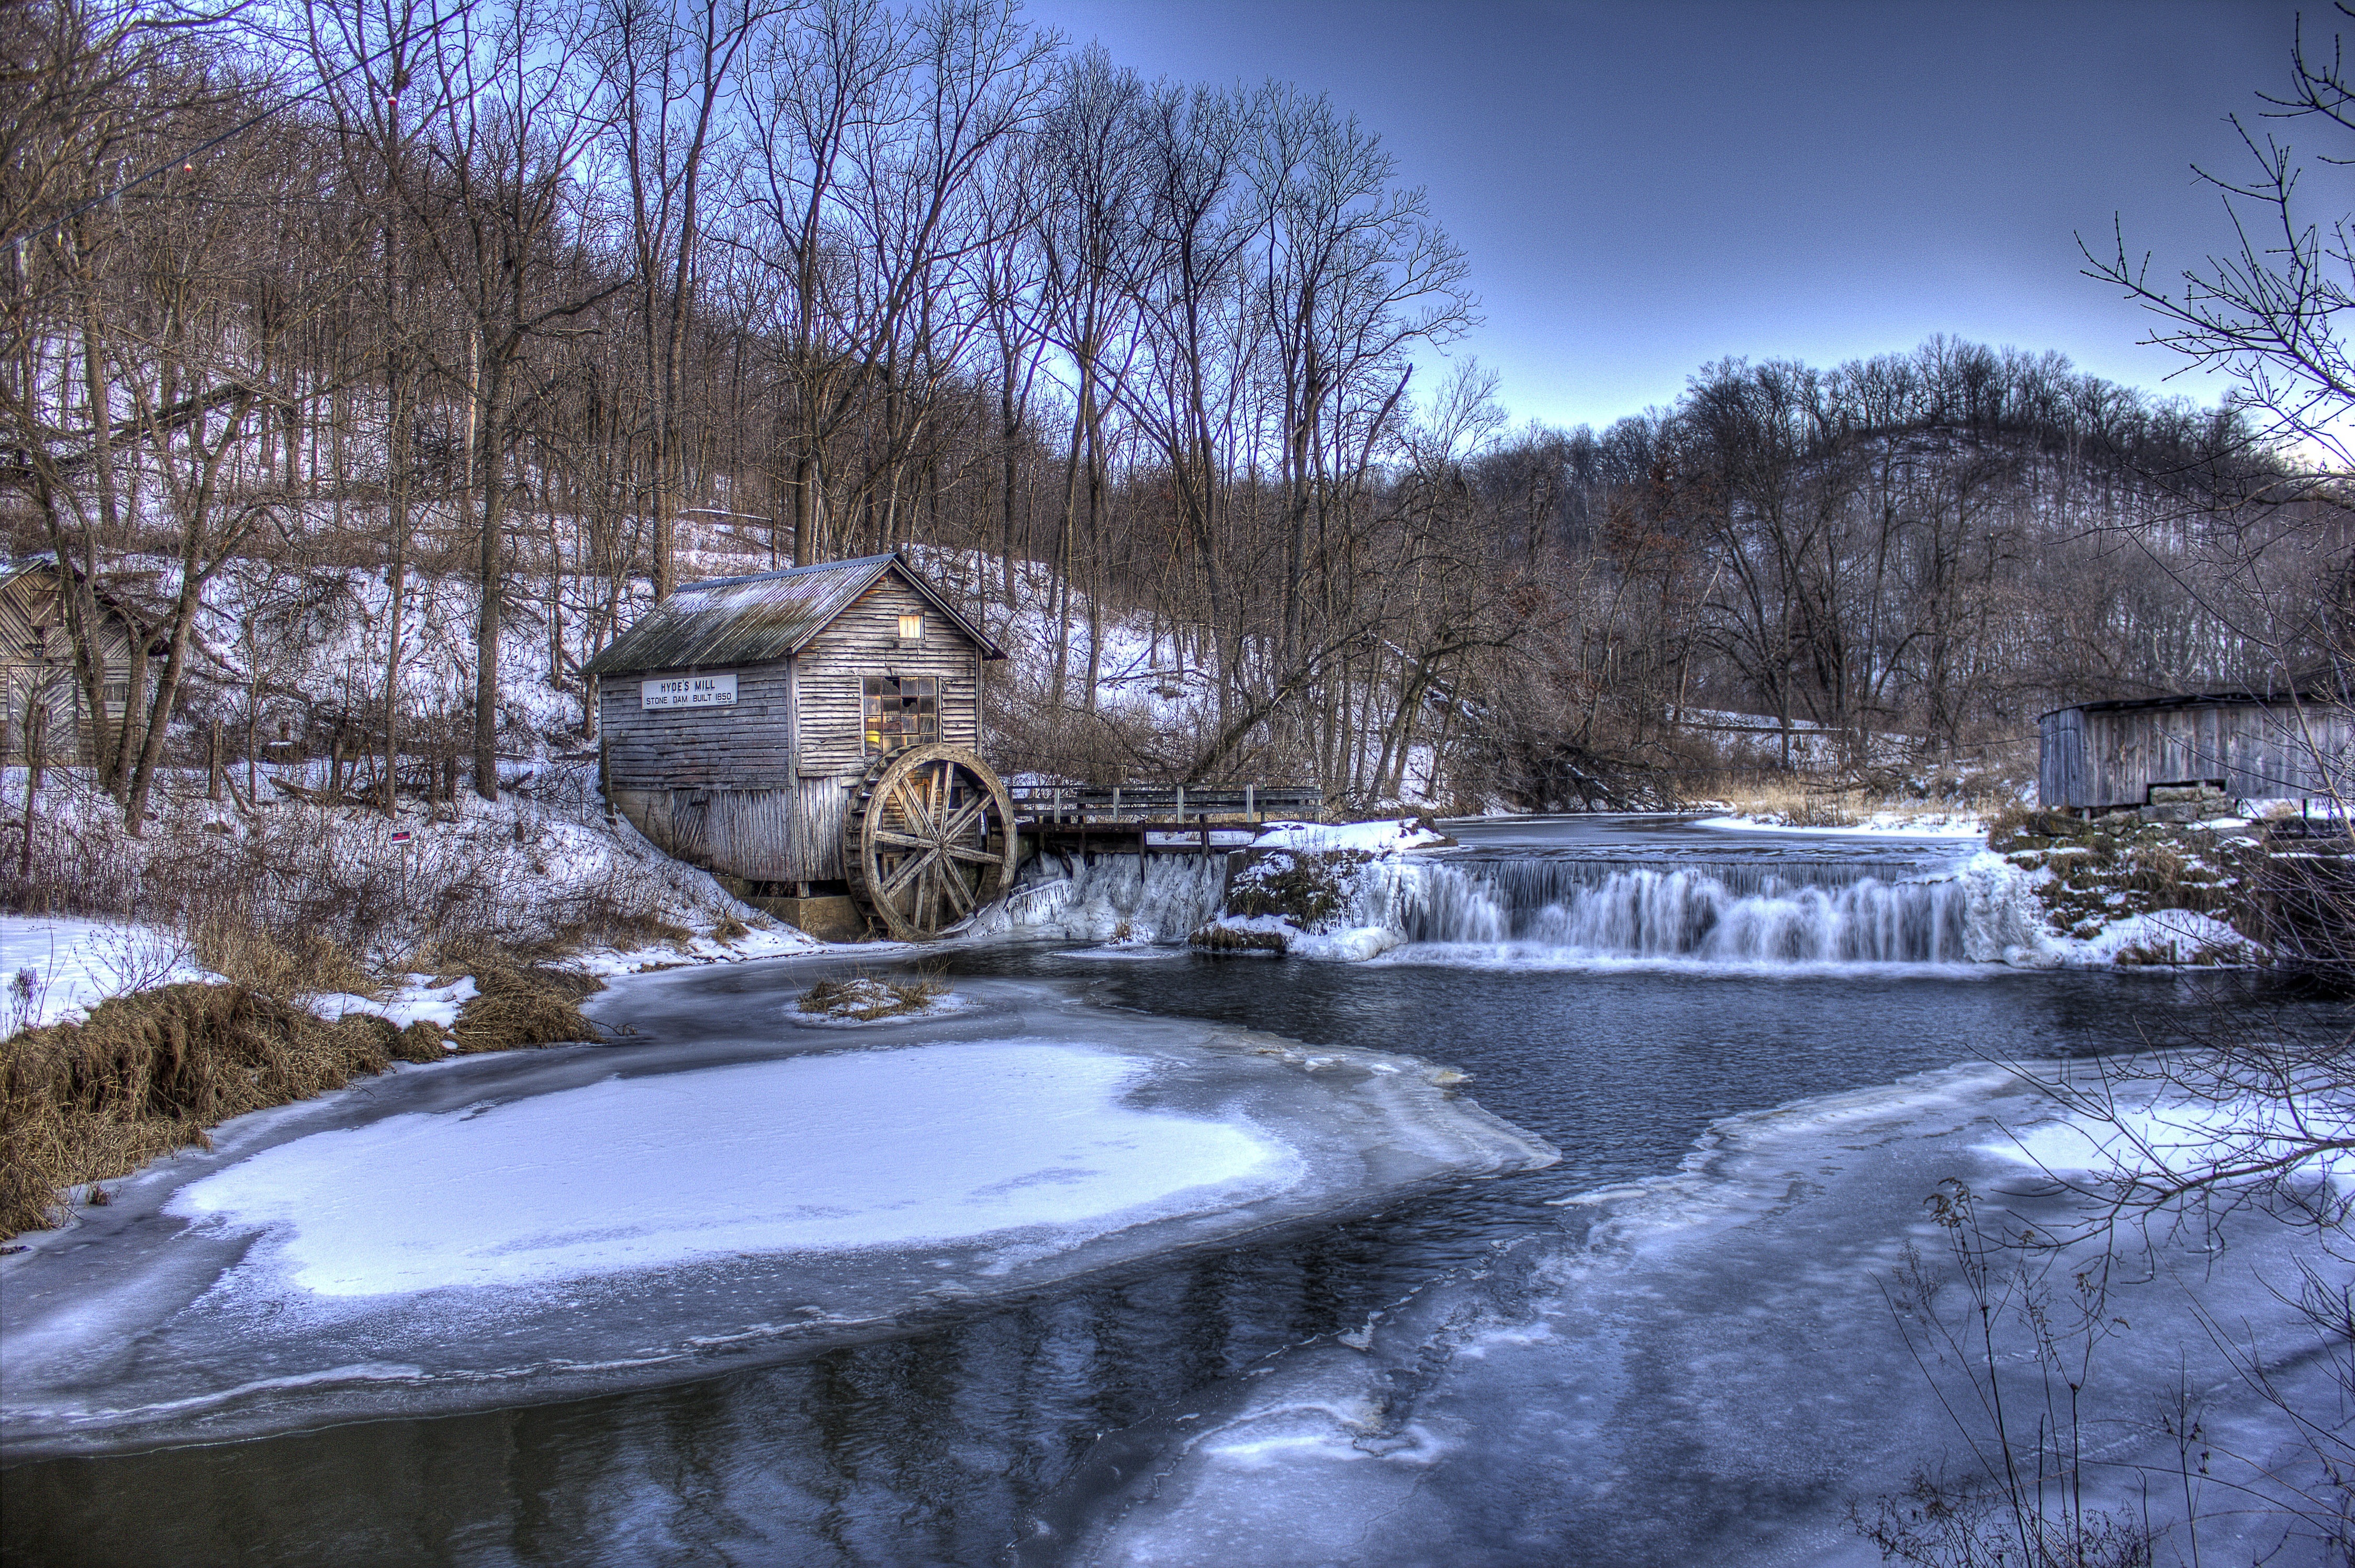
1246,783,1255,821
21,699,46,879
1174,784,1185,821
208,720,222,801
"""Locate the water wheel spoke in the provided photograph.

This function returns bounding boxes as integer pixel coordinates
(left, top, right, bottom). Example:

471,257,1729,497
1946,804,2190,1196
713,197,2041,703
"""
880,848,935,900
889,776,940,839
914,862,939,931
941,842,1001,866
873,828,932,852
936,798,989,844
935,860,974,915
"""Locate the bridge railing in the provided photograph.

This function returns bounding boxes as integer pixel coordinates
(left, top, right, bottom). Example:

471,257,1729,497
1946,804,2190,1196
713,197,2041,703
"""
1008,783,1322,825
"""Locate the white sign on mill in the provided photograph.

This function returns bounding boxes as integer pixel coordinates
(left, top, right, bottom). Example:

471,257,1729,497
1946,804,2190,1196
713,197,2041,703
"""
642,673,737,710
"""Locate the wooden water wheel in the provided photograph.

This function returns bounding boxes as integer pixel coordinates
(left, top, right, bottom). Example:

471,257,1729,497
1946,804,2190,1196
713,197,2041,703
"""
844,743,1017,941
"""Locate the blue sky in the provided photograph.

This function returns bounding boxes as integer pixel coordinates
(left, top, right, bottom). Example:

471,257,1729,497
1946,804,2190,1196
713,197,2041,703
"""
1024,0,2335,431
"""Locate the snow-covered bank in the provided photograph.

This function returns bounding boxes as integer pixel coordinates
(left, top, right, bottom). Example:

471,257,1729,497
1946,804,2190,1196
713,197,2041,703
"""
3,760,851,1042
8,760,828,979
1074,1060,2353,1567
0,917,220,1033
0,968,1555,1455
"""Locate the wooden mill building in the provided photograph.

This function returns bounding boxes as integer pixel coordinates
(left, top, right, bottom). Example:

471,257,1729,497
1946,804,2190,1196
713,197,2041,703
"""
1,556,160,764
2038,676,2352,814
586,552,1014,940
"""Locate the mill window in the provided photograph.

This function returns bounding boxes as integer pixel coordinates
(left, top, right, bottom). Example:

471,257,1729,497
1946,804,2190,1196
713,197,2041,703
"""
898,612,926,642
864,675,937,756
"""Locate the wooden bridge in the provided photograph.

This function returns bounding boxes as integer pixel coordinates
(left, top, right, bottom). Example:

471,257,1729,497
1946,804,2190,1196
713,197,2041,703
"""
1012,784,1322,857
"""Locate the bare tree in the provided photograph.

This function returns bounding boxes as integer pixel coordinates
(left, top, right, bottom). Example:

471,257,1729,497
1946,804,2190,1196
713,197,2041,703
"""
404,0,619,800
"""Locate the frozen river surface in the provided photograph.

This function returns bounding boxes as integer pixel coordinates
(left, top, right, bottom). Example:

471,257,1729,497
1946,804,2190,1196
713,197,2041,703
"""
5,815,2350,1565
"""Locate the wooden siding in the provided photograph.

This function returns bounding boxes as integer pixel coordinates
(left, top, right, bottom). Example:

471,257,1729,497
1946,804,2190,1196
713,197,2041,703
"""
607,777,851,883
2039,701,2351,809
1,568,148,762
598,660,794,790
793,575,983,777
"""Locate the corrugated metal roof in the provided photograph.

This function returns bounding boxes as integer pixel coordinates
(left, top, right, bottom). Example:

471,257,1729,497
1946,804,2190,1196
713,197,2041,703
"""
584,552,1002,676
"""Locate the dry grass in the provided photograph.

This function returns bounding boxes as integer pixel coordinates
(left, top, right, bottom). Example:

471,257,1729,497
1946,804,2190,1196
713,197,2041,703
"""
0,983,445,1236
429,939,604,1055
1187,924,1287,954
796,972,945,1022
1706,781,1864,826
192,919,383,1002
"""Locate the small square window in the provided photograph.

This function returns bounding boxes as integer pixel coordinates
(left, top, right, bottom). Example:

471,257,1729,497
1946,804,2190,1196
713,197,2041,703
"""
898,612,925,642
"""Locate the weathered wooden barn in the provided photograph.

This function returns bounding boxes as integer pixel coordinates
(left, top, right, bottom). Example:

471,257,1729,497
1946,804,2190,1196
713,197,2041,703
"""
1,556,159,764
2038,680,2352,813
586,552,1013,940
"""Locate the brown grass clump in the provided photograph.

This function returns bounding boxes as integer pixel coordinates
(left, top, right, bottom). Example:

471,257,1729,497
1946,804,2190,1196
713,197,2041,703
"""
0,984,440,1236
435,942,604,1054
1224,848,1373,931
797,972,945,1022
192,919,382,1002
1188,924,1288,954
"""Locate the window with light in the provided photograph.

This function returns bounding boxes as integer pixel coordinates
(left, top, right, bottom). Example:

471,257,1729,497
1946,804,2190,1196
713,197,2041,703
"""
864,675,938,755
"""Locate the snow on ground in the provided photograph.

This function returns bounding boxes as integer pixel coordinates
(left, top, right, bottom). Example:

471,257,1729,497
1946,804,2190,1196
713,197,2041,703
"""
2036,908,2258,968
5,760,844,1036
0,917,219,1032
170,1041,1289,1296
308,976,478,1034
1251,818,1451,854
1694,810,1988,838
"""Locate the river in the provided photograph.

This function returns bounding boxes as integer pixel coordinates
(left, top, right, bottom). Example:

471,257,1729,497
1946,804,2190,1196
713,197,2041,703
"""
4,815,2346,1565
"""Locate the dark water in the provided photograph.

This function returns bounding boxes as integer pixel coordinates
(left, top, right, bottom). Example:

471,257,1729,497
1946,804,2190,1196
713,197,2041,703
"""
2,820,2327,1567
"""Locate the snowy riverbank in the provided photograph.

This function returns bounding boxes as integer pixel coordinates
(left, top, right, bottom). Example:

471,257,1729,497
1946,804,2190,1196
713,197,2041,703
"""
0,967,1554,1454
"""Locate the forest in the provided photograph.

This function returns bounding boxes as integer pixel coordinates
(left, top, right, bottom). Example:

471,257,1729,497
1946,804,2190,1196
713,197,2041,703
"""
7,0,2349,819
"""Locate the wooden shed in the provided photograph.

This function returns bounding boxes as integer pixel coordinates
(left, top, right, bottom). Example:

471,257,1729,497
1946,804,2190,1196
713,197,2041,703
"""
2038,680,2352,814
585,552,1012,940
1,557,159,765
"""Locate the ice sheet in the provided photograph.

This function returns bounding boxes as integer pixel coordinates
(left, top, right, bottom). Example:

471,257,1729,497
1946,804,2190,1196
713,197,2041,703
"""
172,1043,1286,1296
1075,1060,2355,1567
1253,819,1448,854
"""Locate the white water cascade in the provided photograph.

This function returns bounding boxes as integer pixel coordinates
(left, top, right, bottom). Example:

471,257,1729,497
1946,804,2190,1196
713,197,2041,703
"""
993,833,2032,967
1403,857,1986,964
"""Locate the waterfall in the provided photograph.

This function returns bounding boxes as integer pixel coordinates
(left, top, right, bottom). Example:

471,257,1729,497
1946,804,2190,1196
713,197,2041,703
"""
993,841,2031,967
1401,857,1980,965
986,851,1231,944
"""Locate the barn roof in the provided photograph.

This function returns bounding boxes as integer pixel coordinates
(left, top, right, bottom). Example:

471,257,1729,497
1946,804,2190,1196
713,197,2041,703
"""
1,554,167,636
2040,664,2352,721
584,552,1003,676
